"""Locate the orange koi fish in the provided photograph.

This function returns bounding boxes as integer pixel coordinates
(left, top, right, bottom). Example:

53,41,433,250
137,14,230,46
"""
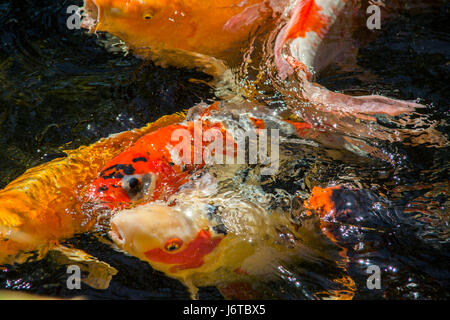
81,0,427,117
108,180,357,299
82,0,275,75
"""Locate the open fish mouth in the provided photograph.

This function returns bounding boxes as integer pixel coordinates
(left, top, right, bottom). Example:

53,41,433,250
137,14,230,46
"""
81,0,99,31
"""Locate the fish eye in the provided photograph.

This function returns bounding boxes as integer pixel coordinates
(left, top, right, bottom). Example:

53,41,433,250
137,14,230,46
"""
143,13,153,20
164,238,183,252
122,174,154,200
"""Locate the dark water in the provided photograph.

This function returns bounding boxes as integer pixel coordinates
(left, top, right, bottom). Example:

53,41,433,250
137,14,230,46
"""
0,0,448,299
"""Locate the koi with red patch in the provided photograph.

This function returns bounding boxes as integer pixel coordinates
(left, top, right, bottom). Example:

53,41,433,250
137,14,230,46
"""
145,229,223,273
82,0,426,118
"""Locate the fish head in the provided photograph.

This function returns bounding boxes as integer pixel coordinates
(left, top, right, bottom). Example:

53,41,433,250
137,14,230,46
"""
82,0,200,50
110,204,223,273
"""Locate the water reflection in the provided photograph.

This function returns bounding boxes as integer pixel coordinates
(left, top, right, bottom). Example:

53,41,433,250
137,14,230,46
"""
0,0,448,300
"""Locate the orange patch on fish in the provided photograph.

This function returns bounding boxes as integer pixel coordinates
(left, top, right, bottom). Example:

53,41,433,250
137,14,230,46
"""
285,119,313,136
249,117,266,130
83,0,272,61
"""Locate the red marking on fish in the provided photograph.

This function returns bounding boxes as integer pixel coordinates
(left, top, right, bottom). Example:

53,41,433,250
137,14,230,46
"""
275,0,331,79
249,117,266,130
285,120,313,136
304,185,341,218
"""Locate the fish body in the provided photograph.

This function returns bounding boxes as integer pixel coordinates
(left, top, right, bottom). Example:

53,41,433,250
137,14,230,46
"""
109,191,302,298
272,0,425,116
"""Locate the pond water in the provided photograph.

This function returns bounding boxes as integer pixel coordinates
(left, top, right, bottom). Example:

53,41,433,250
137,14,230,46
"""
0,0,448,299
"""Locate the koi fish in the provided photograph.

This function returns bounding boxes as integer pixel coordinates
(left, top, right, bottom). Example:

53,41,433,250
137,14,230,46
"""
273,0,427,117
81,0,427,117
88,98,418,212
81,0,277,77
109,179,357,299
82,0,274,60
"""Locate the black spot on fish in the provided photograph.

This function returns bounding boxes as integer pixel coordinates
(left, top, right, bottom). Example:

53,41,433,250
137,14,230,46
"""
133,157,148,163
101,172,124,180
206,205,227,235
206,204,218,220
116,164,136,175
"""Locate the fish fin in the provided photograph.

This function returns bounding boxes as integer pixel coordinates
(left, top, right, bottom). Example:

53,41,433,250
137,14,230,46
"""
275,0,348,79
223,3,270,32
51,245,118,290
183,279,199,300
134,47,228,79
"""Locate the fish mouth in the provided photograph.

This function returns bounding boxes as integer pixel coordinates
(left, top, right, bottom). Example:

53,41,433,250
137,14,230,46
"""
81,0,99,31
